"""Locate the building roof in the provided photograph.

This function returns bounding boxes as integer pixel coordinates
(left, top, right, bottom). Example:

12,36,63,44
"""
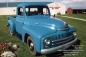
0,2,18,7
0,2,51,7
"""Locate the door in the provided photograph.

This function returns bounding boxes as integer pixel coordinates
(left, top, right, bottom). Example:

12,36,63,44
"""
15,7,25,34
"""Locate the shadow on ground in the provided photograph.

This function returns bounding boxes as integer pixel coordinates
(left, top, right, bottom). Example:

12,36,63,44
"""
46,51,64,57
37,39,81,57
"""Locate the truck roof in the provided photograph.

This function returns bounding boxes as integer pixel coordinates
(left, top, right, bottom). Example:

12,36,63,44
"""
17,2,51,7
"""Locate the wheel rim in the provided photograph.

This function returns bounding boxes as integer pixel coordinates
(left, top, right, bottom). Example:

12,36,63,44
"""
27,37,36,55
29,42,34,52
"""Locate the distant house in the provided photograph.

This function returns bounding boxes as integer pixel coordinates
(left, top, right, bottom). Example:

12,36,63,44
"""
0,2,66,15
73,9,86,14
65,1,86,14
66,8,86,14
48,2,66,16
0,2,18,15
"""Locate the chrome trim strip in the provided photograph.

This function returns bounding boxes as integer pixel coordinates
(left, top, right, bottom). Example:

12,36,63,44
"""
52,35,74,42
41,38,77,54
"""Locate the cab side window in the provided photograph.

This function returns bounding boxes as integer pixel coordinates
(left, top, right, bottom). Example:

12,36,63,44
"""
43,8,49,15
18,7,24,16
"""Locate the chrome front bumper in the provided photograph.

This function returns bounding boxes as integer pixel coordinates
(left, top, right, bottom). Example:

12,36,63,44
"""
41,38,77,54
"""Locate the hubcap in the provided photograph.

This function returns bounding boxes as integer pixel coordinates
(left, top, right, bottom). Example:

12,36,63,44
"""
29,42,34,51
27,37,36,55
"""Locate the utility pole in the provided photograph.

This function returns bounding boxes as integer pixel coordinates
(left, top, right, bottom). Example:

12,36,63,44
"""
6,0,8,7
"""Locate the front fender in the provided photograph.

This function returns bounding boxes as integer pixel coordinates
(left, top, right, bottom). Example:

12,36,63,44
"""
8,16,16,31
22,26,42,53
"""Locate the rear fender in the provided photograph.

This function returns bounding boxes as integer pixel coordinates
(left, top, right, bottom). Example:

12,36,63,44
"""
8,17,15,32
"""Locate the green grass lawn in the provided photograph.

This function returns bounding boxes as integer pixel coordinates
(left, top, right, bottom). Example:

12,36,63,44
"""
66,14,86,19
0,16,36,57
56,15,86,57
0,15,86,57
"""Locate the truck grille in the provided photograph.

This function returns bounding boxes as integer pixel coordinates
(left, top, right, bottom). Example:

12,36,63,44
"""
51,35,75,47
44,35,75,49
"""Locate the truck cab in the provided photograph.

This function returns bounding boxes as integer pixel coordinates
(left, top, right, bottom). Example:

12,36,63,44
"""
7,2,78,55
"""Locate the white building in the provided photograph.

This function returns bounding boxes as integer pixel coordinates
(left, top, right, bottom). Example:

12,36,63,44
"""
0,2,66,15
0,7,16,15
0,2,17,15
48,2,66,16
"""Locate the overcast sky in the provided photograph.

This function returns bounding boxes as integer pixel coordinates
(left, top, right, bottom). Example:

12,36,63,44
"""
0,0,61,2
0,0,86,9
62,0,86,9
0,0,85,2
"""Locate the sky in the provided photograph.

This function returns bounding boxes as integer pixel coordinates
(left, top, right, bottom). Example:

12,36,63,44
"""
0,0,62,2
62,0,86,9
0,0,86,9
0,0,85,2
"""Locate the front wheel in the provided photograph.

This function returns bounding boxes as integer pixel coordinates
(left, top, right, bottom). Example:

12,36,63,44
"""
27,36,37,55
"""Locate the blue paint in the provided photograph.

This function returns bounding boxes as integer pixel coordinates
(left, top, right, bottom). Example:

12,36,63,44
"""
7,2,77,54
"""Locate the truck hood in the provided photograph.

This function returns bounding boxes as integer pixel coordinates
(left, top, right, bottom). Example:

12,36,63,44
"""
25,15,66,37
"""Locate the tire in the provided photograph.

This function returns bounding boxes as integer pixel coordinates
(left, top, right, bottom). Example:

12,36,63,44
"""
27,36,37,55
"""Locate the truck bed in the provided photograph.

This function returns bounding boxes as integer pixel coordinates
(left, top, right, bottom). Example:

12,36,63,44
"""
8,16,16,20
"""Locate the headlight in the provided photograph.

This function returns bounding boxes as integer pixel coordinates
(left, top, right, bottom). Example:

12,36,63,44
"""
73,32,77,36
44,39,51,45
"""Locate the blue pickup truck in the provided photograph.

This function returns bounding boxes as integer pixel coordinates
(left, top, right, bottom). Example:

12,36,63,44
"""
7,2,78,55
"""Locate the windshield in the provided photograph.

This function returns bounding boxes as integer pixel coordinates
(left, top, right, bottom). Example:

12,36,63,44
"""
25,6,50,16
